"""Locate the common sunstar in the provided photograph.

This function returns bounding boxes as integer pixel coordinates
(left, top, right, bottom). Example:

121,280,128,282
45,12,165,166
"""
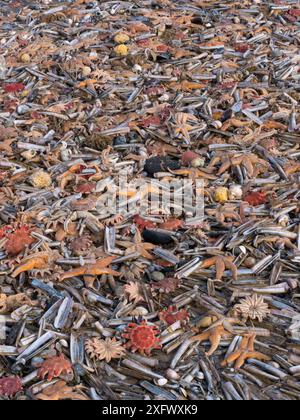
60,256,120,288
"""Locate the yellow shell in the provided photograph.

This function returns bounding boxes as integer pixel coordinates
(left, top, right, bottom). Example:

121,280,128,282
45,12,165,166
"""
114,33,130,44
196,315,218,329
20,53,31,63
82,66,92,77
215,187,229,203
30,171,52,189
114,44,128,56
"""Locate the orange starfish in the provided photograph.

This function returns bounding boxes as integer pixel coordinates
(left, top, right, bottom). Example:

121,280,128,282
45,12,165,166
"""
217,153,268,178
60,256,120,288
12,254,50,278
221,334,270,369
200,255,238,281
190,313,242,356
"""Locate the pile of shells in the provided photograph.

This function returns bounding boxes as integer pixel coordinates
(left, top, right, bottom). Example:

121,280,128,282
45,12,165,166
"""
0,0,299,401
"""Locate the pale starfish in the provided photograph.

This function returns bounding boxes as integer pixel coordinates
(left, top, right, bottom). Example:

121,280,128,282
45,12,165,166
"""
117,230,155,260
200,255,238,281
174,112,198,141
206,205,242,227
221,334,270,369
60,256,120,288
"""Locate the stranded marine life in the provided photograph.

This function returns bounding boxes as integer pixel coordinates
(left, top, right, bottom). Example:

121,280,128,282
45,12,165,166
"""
234,294,270,323
0,377,23,397
0,0,300,402
38,354,73,381
122,320,161,355
85,338,125,363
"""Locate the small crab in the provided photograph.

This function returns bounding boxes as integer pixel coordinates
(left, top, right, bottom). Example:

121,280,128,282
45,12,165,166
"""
159,305,189,326
0,376,23,397
122,320,161,355
38,354,73,381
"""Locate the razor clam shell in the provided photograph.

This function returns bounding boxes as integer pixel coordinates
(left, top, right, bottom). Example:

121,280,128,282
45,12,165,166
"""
16,332,56,361
54,297,73,330
70,333,84,365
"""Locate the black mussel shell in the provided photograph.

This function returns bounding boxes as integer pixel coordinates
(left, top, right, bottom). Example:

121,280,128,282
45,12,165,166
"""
143,229,174,245
144,156,180,175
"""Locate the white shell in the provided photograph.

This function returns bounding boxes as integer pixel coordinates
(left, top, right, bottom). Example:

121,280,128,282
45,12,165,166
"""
131,306,149,316
229,184,243,200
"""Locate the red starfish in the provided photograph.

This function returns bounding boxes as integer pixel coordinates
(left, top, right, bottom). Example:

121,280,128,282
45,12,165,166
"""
0,377,23,397
0,224,36,256
122,320,161,355
38,354,73,381
159,305,189,326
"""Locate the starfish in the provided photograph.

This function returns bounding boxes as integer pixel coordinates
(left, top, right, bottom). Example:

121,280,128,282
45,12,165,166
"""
200,255,238,281
174,112,198,141
221,334,270,369
117,230,155,260
60,256,120,288
12,252,56,278
206,205,242,227
257,236,297,250
190,312,242,356
216,153,269,178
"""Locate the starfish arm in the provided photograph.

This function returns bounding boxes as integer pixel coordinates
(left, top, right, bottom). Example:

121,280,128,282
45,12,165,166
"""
215,257,226,281
240,335,251,351
206,326,223,356
197,170,218,180
12,257,48,278
224,212,241,222
201,257,217,269
94,256,117,269
60,267,87,280
246,351,270,363
231,156,244,166
88,268,121,277
217,160,231,175
234,353,248,369
224,259,238,281
221,350,242,367
140,248,155,260
190,330,211,344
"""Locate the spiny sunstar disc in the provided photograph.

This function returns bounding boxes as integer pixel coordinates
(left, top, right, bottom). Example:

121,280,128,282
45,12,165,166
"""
122,320,161,355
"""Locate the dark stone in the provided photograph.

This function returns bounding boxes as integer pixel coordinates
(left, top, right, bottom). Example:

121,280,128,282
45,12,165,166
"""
142,229,174,245
144,156,180,175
